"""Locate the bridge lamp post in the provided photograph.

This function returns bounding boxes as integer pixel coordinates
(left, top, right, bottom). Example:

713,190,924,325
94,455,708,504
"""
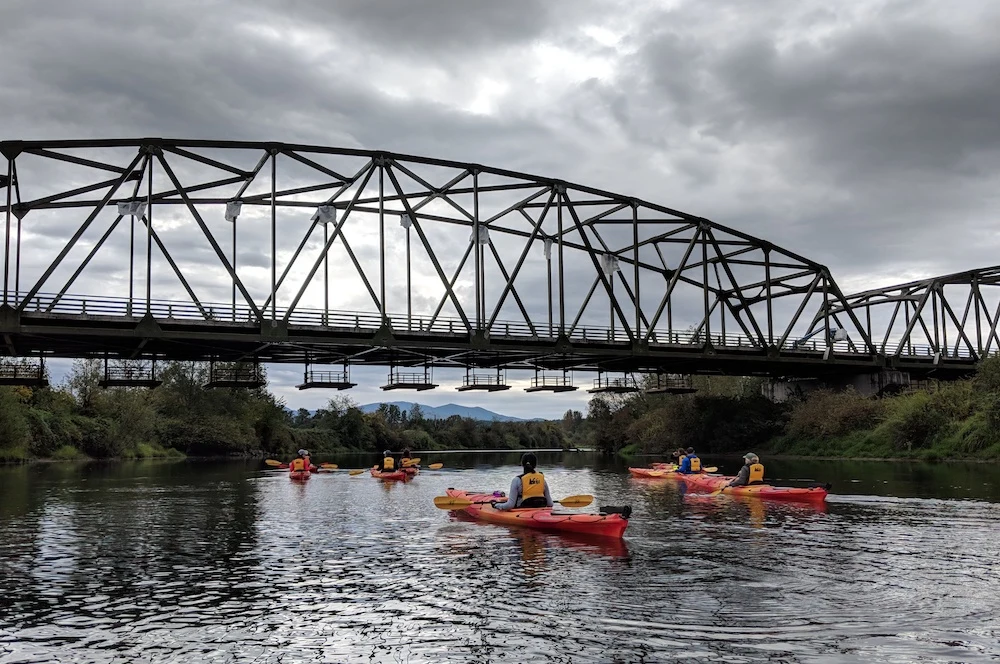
600,253,621,340
312,205,338,325
544,238,554,337
224,201,242,322
117,201,147,318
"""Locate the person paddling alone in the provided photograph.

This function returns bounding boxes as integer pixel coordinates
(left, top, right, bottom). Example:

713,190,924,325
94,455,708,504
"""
676,447,702,474
492,453,554,510
289,449,313,473
727,453,764,487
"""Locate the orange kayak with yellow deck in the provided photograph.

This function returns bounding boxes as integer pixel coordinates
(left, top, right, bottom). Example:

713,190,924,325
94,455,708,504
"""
445,489,631,539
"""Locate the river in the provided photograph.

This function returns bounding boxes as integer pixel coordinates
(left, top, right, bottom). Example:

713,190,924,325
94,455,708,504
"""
1,453,999,663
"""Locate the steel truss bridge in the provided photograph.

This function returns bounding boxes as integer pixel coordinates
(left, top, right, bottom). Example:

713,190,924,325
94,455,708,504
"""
0,139,993,391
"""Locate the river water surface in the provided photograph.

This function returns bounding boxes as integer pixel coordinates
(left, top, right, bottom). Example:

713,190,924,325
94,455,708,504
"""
1,453,999,663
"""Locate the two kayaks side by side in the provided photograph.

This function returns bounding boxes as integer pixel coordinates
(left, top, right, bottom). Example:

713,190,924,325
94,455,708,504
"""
445,489,630,539
676,473,829,503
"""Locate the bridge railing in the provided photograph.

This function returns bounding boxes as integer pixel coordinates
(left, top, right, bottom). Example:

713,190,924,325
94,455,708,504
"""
9,291,978,360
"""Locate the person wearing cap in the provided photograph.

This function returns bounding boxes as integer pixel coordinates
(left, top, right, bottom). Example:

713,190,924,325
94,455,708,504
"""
491,453,554,510
727,453,764,487
379,449,396,472
289,449,314,473
676,447,702,474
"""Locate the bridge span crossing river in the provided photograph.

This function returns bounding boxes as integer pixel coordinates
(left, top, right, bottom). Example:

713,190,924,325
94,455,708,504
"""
1,453,999,663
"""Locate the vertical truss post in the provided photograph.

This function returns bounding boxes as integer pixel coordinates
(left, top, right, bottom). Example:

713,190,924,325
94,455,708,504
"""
632,203,640,338
975,278,982,353
822,273,830,347
406,215,412,330
15,207,22,297
146,152,153,313
904,300,912,354
270,150,277,323
323,221,329,325
701,227,710,342
3,157,11,305
866,305,872,350
765,248,773,344
473,170,481,330
939,287,948,356
379,163,386,324
557,186,565,333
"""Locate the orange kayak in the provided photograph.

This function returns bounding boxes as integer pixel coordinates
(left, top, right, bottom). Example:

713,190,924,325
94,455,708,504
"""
629,467,677,478
403,466,419,476
289,470,310,481
676,473,829,503
445,489,631,539
371,468,407,481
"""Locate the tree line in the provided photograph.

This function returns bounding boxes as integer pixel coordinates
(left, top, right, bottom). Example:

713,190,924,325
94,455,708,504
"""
0,359,587,461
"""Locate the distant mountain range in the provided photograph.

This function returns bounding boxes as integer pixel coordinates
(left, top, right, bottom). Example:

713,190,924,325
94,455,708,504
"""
358,401,541,422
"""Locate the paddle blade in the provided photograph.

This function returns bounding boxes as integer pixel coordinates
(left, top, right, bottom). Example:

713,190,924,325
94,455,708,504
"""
556,494,593,508
348,469,366,476
428,463,443,470
403,457,421,467
265,459,283,467
320,463,338,469
433,496,474,509
702,466,718,473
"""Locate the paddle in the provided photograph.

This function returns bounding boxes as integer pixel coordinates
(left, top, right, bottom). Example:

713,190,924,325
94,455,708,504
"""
402,457,421,467
433,494,593,510
648,465,717,476
265,459,337,470
320,463,338,469
428,463,443,470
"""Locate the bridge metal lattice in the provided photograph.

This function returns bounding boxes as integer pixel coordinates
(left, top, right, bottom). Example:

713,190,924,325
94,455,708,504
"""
0,138,969,379
811,266,1000,368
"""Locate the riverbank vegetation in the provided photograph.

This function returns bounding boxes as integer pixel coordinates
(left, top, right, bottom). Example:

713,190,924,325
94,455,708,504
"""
588,357,1000,461
0,360,582,462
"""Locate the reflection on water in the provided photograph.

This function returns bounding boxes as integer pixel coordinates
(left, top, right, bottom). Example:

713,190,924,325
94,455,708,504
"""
0,455,999,662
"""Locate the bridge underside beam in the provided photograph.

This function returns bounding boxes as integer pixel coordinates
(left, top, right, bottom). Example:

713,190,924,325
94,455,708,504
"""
0,314,976,380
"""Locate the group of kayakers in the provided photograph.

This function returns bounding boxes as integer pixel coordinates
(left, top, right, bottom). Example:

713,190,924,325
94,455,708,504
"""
282,446,766,504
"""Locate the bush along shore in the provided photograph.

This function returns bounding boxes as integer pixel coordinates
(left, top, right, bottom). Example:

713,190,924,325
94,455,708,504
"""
0,360,586,463
588,356,1000,462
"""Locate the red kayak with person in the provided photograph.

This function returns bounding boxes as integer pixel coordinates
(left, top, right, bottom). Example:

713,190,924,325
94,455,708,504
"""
288,449,315,481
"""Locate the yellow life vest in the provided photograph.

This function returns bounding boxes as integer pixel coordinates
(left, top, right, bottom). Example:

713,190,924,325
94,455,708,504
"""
290,458,306,471
520,471,545,500
400,457,411,466
689,456,701,472
748,463,764,484
383,457,395,470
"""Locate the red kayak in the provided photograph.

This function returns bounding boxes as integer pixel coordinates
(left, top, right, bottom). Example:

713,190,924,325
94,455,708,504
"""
403,466,419,476
445,489,630,539
676,473,829,503
371,468,407,481
289,470,310,481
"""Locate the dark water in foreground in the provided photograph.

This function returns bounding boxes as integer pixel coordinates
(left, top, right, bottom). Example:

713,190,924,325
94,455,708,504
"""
2,454,999,663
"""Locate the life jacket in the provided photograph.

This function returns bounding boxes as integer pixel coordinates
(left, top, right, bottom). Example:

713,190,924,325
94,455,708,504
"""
520,471,545,501
400,457,411,466
383,456,395,471
748,463,764,484
290,458,306,472
688,455,701,472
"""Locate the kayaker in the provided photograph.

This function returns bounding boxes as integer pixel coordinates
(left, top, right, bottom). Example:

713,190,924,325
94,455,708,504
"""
289,449,313,473
492,453,554,510
401,447,413,466
380,449,396,472
727,453,764,487
676,447,702,474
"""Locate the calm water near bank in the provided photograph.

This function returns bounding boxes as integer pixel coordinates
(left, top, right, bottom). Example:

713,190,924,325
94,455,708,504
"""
1,453,999,662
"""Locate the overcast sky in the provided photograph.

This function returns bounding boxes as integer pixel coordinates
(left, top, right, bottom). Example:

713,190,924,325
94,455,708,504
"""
3,0,1000,419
